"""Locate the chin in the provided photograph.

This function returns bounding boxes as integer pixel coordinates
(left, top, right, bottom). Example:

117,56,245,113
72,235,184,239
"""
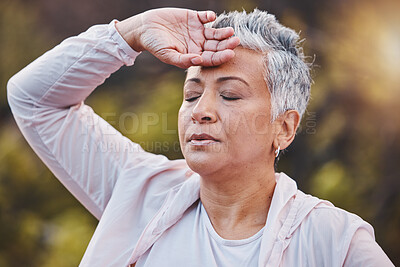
184,151,224,176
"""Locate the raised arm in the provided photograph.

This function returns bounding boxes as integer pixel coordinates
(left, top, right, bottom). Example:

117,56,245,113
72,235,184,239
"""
7,8,240,219
7,21,142,219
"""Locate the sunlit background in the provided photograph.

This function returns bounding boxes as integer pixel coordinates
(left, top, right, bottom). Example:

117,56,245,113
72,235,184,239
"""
0,0,399,266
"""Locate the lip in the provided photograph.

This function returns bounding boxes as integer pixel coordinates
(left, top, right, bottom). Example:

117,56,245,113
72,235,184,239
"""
188,133,219,145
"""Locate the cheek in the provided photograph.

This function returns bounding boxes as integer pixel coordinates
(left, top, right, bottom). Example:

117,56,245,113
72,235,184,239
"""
224,106,271,137
246,101,272,134
227,110,272,158
178,106,191,139
251,111,272,135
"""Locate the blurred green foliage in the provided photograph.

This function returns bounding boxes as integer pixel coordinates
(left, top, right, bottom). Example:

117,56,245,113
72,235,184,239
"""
0,0,399,266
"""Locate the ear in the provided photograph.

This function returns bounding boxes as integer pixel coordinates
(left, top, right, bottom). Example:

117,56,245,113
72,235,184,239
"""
273,110,300,150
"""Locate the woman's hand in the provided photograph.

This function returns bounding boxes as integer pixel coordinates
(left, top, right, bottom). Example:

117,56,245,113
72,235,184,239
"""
116,8,240,68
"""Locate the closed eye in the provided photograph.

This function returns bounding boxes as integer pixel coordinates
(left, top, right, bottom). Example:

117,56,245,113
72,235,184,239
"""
221,95,241,101
185,96,200,102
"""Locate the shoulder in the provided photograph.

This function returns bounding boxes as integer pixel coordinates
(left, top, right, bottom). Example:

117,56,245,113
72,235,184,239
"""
291,193,375,264
307,204,372,233
297,191,374,241
304,205,393,266
294,190,374,239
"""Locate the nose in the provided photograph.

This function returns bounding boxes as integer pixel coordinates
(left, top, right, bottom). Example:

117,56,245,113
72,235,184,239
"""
191,92,217,124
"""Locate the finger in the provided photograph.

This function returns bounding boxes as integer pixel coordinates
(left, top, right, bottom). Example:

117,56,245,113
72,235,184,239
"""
197,10,216,24
200,50,235,67
203,37,240,51
158,49,203,69
204,27,235,40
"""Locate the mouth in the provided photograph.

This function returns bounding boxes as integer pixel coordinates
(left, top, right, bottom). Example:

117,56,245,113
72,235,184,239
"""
188,133,219,145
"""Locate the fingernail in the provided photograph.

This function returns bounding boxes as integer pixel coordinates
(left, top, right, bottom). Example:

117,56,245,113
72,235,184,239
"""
191,57,202,65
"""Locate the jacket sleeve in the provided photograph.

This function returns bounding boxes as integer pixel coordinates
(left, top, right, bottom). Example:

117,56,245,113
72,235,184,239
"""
7,20,152,219
292,205,394,267
343,227,395,267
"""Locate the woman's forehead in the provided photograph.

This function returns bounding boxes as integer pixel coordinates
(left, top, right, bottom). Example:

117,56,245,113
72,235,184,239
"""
185,48,265,86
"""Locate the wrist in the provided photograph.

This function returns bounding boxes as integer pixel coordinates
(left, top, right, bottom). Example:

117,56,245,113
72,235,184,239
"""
115,14,145,52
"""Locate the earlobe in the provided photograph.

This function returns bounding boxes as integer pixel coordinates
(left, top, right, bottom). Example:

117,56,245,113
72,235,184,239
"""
275,110,300,150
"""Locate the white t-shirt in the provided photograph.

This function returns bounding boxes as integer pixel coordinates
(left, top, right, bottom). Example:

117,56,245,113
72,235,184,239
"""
137,200,263,266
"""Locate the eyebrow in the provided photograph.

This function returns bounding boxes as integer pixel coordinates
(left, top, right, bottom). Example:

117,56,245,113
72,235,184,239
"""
184,76,250,87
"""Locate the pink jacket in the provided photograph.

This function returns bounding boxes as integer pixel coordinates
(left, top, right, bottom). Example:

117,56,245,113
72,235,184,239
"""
7,20,394,266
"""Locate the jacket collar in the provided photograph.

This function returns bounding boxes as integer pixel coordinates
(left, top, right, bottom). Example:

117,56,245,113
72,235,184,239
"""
259,173,331,266
128,174,200,263
129,172,328,266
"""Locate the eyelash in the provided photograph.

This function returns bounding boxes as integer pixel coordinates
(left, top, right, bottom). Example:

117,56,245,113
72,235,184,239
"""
185,95,240,102
221,95,240,101
185,96,200,102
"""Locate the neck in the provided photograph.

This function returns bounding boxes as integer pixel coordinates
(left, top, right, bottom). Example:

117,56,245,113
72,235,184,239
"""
199,164,276,240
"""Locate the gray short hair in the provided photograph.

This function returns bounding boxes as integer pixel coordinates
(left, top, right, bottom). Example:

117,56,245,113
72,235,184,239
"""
207,9,312,121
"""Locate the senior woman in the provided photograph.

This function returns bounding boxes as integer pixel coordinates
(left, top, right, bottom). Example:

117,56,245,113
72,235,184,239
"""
7,7,393,267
